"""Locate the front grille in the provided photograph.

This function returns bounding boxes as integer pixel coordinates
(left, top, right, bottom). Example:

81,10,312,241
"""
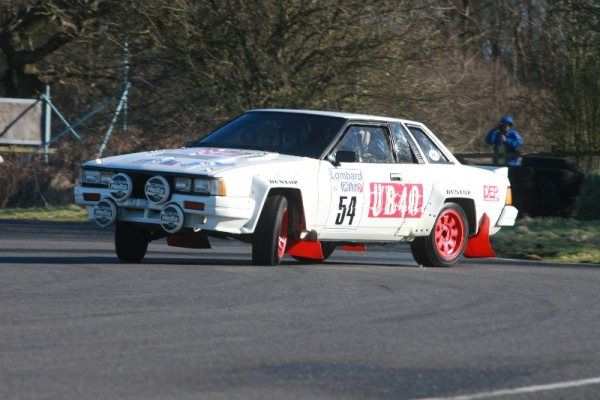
83,167,208,200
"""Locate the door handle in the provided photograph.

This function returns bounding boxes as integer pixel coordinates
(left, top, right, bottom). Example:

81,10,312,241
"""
390,173,403,181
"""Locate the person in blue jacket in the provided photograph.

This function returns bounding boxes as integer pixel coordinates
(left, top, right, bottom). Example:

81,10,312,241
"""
485,115,523,166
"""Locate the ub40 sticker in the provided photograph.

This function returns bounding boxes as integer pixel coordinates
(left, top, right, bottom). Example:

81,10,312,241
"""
369,183,423,218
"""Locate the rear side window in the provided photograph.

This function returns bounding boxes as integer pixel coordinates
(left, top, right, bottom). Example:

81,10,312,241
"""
408,126,451,164
389,123,417,163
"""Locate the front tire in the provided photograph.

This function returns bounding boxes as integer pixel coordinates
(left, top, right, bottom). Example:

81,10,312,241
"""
410,202,468,267
252,195,289,266
115,222,149,263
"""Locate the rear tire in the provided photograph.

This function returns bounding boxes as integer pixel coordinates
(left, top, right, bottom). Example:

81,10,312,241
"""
252,195,289,266
115,222,149,263
410,202,468,268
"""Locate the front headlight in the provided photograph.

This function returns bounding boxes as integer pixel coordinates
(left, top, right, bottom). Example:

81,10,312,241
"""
193,178,226,196
100,171,113,185
175,177,192,192
80,169,113,186
193,178,211,194
82,169,101,185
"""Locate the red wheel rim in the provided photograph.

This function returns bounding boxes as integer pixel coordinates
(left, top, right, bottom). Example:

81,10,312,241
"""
277,208,288,259
434,209,464,260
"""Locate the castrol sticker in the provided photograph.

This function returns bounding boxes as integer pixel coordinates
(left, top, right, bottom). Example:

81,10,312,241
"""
483,185,499,201
369,183,424,218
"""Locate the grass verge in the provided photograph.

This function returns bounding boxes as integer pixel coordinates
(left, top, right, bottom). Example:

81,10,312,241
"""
0,204,88,222
492,217,600,264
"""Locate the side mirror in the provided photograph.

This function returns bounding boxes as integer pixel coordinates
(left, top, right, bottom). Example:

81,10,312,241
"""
184,140,197,148
335,150,357,164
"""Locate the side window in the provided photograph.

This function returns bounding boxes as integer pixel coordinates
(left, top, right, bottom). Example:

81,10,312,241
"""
389,123,417,163
333,126,394,164
408,126,451,164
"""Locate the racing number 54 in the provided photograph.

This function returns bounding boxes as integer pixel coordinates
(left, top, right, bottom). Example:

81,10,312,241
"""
335,196,357,225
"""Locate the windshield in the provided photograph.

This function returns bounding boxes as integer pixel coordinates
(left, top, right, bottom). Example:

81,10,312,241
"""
195,112,346,158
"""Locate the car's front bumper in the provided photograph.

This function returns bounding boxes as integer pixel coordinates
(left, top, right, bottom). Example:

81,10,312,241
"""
75,185,255,234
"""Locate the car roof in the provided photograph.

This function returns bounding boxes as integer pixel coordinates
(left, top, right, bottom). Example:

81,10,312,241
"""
248,109,423,126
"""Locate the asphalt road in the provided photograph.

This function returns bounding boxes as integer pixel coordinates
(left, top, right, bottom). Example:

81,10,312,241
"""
1,220,600,400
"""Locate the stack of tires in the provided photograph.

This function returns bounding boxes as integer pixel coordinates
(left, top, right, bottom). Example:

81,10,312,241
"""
509,155,585,217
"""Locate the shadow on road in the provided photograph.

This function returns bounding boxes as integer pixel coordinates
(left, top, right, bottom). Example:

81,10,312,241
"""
0,255,256,267
1,249,596,269
0,254,420,268
0,256,120,265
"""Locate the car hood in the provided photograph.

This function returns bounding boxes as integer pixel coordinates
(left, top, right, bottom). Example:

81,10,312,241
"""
83,147,305,175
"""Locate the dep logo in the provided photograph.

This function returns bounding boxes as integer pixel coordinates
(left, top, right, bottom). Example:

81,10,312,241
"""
483,185,499,201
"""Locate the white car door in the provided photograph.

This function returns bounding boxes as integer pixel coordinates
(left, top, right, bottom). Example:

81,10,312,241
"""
390,123,455,235
316,124,409,241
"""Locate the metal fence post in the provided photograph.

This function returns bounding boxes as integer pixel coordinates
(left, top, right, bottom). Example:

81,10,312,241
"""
123,38,129,136
43,85,51,164
97,82,131,158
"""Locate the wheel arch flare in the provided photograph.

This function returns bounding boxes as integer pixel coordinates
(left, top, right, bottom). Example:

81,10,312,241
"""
422,180,481,235
242,175,308,235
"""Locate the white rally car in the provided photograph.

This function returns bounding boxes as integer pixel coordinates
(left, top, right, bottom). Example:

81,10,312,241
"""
75,109,518,267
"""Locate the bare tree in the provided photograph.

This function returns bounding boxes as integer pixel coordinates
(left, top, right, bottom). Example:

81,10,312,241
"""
121,0,433,136
0,0,123,97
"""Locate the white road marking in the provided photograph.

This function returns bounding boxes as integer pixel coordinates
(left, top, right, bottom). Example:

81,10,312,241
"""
414,376,600,400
